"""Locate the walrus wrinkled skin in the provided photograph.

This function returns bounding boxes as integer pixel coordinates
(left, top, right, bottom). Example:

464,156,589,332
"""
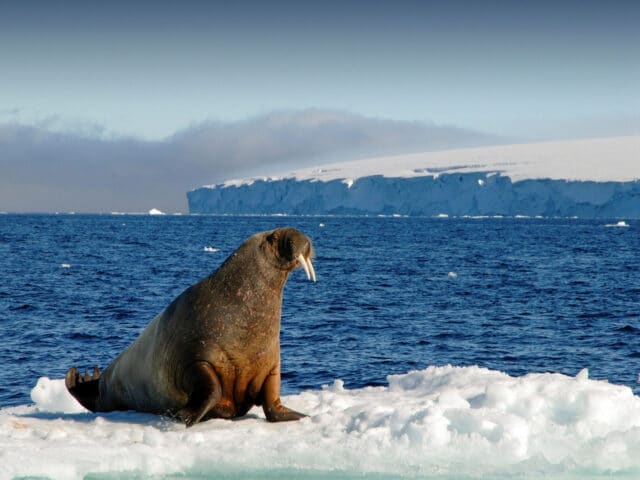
66,227,316,427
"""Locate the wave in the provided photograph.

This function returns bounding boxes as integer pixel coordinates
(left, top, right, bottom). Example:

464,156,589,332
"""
1,365,640,479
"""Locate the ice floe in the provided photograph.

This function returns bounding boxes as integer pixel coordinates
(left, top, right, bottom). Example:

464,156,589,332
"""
606,220,630,227
2,365,640,479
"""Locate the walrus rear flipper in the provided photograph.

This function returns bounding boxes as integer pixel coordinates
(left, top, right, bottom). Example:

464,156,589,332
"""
65,366,101,412
178,361,223,427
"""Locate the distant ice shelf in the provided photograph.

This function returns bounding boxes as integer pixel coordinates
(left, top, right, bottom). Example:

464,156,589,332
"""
187,136,640,218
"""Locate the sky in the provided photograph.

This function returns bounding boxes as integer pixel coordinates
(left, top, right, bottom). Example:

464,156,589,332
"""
0,0,638,212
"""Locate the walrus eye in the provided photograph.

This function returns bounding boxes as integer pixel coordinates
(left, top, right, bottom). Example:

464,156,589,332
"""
266,231,280,245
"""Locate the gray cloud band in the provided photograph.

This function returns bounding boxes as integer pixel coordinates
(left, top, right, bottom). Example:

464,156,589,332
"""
0,110,499,213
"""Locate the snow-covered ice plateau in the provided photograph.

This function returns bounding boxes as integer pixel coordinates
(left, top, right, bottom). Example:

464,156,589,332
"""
188,136,640,217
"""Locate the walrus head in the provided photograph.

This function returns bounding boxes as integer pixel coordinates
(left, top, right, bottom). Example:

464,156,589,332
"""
266,227,316,282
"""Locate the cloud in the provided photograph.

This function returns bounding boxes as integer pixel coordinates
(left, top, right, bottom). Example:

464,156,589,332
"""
172,110,502,173
0,110,501,213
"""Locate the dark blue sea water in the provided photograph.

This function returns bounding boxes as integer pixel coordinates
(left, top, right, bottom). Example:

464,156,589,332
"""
1,214,638,408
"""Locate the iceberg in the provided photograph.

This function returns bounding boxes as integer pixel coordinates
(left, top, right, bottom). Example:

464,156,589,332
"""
2,365,640,479
188,136,640,217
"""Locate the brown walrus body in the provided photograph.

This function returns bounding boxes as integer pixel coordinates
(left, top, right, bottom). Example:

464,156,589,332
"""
66,227,316,426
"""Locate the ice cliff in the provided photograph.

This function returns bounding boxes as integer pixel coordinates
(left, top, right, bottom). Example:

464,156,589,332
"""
188,136,640,217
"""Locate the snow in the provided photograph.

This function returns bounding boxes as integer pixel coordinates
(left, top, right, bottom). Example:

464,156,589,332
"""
2,366,640,479
188,136,640,217
216,135,640,188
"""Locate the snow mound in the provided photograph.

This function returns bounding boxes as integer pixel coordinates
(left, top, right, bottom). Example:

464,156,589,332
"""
2,366,640,478
30,377,87,414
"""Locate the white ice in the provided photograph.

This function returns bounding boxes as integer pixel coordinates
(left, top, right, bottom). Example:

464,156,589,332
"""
148,208,165,215
203,246,220,252
218,135,640,187
2,366,640,479
605,221,630,227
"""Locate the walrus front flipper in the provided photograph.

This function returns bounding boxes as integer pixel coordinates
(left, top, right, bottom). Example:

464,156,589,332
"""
264,399,307,422
262,368,307,422
65,366,101,412
178,361,222,428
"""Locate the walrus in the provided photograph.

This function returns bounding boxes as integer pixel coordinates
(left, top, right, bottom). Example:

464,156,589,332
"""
65,227,316,426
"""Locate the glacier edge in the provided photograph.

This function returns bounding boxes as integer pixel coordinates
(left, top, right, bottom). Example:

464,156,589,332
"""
187,172,640,218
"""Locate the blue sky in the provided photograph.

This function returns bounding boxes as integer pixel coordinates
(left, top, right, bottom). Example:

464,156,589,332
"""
0,0,638,212
1,0,638,140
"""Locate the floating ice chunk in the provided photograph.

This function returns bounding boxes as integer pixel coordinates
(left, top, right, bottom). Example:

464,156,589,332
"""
148,208,165,215
448,271,458,278
203,246,220,253
319,223,325,227
605,220,630,227
60,263,71,269
435,213,449,218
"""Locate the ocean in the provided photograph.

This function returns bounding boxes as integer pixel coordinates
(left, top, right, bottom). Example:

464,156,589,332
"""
1,214,639,479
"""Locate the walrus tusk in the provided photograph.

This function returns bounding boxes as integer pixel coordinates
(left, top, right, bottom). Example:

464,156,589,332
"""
307,257,316,282
297,254,311,280
297,254,316,282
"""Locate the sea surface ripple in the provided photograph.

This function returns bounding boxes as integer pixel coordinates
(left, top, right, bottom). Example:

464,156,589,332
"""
0,214,638,407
